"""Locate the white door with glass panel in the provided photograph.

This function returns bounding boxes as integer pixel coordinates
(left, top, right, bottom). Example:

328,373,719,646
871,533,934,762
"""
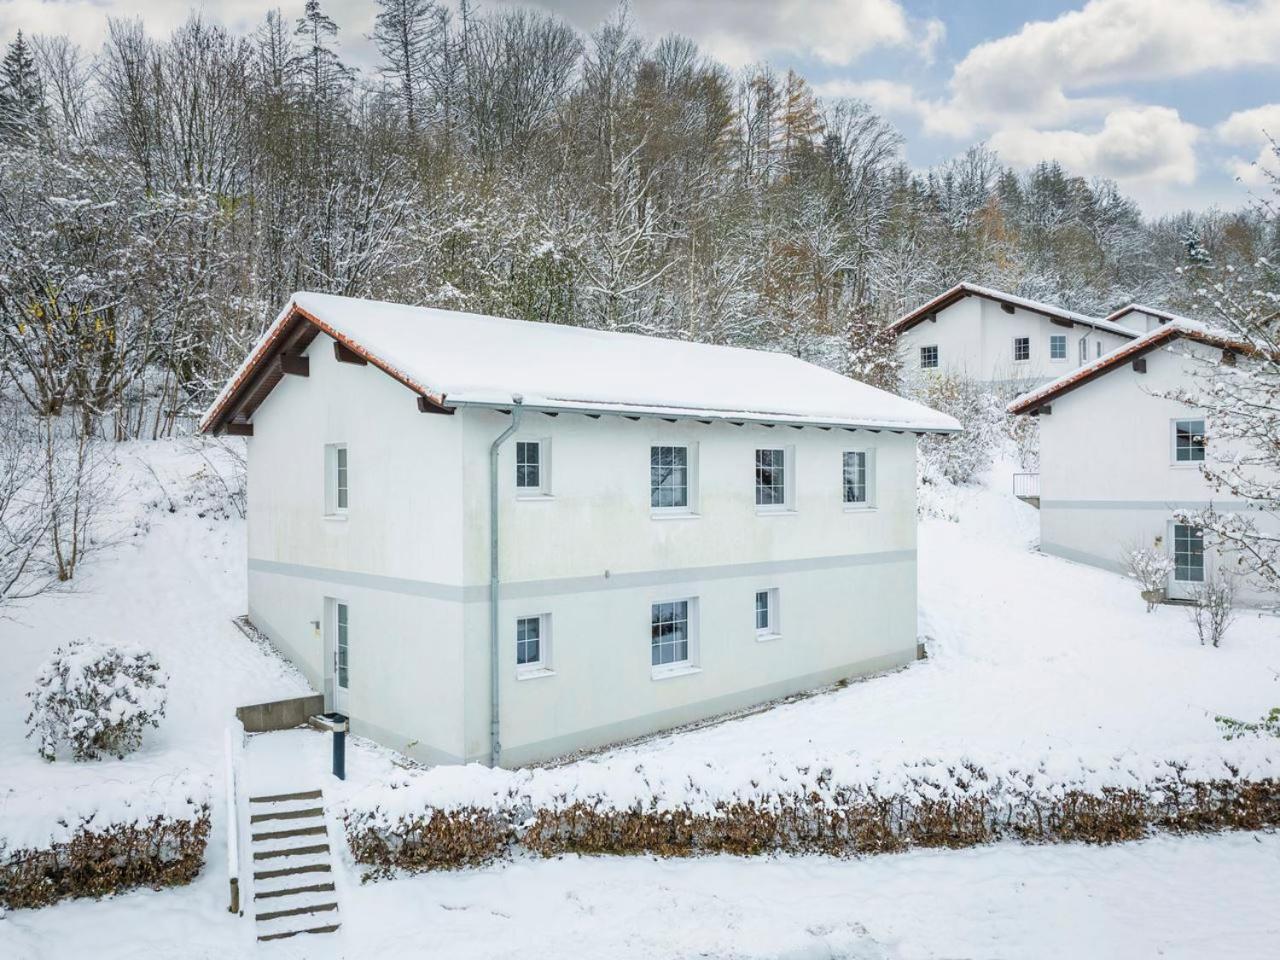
325,599,350,715
1169,522,1205,601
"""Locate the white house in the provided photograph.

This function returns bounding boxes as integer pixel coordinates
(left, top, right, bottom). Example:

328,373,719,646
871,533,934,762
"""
889,283,1139,389
201,293,959,767
1008,321,1277,606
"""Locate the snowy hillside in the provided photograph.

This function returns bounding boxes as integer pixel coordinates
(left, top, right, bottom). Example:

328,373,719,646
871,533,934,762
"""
2,441,1278,959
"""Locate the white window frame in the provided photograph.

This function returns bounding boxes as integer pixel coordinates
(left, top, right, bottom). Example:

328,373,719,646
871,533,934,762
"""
920,344,939,369
842,449,876,510
515,613,553,678
755,445,796,513
1012,336,1031,363
650,597,699,678
755,587,781,641
515,438,552,498
650,443,698,518
1171,522,1206,584
1171,418,1207,467
1049,334,1067,361
324,443,348,517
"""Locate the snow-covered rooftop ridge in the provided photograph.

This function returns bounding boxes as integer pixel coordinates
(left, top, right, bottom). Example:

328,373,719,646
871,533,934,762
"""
1104,302,1197,325
889,282,1142,339
206,292,962,433
1007,319,1242,414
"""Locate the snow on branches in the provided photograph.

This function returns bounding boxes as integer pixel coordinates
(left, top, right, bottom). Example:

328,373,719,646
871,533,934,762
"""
25,639,168,761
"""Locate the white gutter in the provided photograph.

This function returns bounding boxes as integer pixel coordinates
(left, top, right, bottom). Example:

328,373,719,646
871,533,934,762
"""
488,397,523,767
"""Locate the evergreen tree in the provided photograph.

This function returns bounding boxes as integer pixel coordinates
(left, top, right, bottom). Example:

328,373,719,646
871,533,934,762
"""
0,31,47,141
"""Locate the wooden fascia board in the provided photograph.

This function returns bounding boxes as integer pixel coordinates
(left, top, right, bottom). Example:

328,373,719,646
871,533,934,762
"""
205,303,456,433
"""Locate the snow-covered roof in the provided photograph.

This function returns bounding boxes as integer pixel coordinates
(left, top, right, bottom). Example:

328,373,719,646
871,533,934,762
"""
1007,320,1248,415
202,292,961,434
888,282,1142,340
1103,303,1196,326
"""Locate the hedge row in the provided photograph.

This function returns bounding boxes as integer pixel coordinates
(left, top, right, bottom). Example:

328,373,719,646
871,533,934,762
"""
343,773,1280,877
0,808,211,910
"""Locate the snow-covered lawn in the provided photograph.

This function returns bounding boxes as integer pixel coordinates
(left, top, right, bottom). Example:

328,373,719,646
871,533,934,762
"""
2,443,1277,957
5,831,1278,959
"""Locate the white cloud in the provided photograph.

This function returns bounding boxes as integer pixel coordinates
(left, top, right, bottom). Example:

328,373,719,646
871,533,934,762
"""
989,106,1200,185
491,0,942,70
1216,103,1280,186
947,0,1280,130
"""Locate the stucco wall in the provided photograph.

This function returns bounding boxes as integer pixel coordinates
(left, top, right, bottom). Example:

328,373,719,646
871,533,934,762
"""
245,331,470,762
1037,341,1277,606
457,411,920,764
898,296,1131,388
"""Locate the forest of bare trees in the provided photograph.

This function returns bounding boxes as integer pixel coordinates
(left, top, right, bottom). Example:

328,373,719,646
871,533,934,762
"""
0,0,1276,438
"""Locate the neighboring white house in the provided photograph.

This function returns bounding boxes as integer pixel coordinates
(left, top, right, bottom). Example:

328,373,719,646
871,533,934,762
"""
889,283,1140,389
201,293,959,767
1008,321,1278,607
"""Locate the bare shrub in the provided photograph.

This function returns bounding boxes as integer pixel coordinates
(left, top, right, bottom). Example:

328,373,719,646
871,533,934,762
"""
1122,544,1175,611
1186,572,1238,647
0,809,209,909
26,639,168,761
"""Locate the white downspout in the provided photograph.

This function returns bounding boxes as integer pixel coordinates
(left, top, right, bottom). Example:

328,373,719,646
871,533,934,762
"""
488,397,523,767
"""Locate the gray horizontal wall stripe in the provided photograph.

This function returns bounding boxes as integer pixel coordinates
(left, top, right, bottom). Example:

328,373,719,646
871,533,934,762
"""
1040,499,1261,511
1040,541,1127,575
249,549,916,603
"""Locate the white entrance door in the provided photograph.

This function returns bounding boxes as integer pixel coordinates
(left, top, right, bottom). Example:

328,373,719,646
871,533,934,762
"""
326,599,350,716
1169,523,1205,601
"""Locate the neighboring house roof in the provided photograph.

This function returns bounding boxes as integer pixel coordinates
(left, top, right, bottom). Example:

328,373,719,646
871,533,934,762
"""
1102,303,1195,326
201,292,962,435
1007,321,1249,415
887,282,1142,340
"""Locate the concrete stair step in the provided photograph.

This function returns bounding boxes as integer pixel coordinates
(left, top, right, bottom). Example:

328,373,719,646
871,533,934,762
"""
255,880,336,900
256,896,339,923
249,789,323,804
250,806,325,824
254,842,329,862
252,823,328,843
253,830,328,855
257,921,341,942
253,856,332,881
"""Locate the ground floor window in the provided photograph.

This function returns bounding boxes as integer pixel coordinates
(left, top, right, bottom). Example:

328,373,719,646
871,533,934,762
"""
516,614,549,670
651,600,691,668
1173,524,1205,582
755,588,779,638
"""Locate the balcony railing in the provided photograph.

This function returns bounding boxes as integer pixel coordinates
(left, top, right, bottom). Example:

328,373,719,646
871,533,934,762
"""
1012,472,1041,502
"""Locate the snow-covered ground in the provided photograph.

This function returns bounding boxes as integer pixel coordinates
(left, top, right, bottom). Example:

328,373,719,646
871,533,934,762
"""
2,442,1278,958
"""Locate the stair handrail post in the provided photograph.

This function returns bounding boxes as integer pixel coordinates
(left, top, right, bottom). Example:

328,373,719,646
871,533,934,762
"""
224,719,246,915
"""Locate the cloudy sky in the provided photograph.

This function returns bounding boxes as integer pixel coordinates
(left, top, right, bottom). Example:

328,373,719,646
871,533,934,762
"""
3,0,1278,215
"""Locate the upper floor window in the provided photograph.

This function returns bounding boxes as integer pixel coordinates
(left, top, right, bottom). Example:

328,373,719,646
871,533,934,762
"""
843,450,875,507
920,345,939,369
324,443,348,515
1173,419,1206,463
1049,334,1067,360
1013,337,1031,362
650,445,690,511
516,440,550,495
755,447,792,509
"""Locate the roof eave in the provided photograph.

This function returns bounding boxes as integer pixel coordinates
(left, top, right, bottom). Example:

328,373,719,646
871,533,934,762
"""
447,397,962,435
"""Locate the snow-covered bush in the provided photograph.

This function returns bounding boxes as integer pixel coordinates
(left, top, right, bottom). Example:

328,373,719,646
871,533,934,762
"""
1187,572,1237,648
1007,412,1040,471
916,454,960,522
25,640,168,761
1122,545,1175,612
913,374,1002,484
